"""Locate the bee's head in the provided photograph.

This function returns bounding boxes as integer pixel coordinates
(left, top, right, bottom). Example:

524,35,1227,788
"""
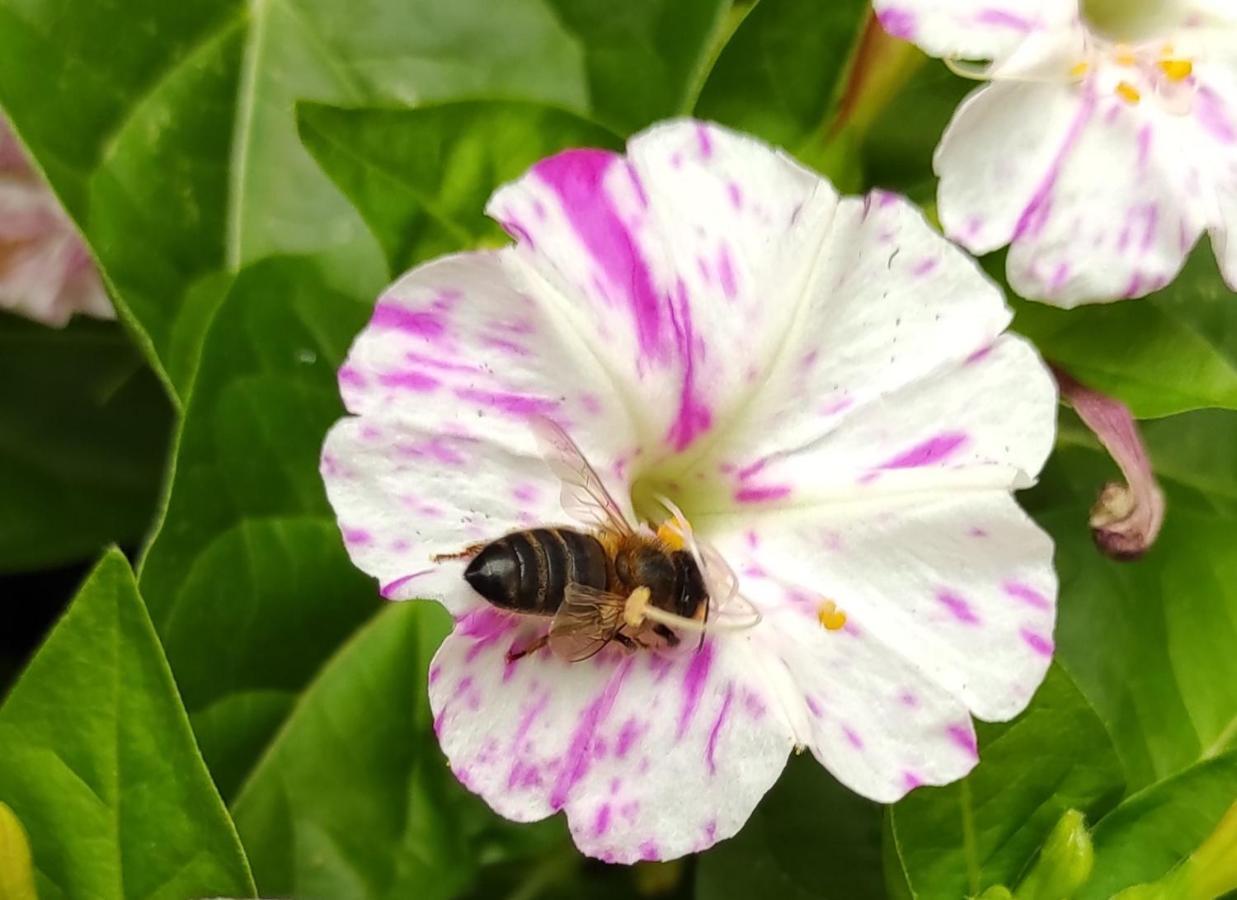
670,550,709,621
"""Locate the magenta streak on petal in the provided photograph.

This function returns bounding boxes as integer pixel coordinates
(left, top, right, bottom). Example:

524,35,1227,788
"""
460,609,516,662
380,569,433,599
734,484,792,504
593,804,612,837
737,458,766,481
1013,89,1097,241
727,181,742,209
717,247,737,299
903,771,923,790
705,683,735,775
500,216,535,249
937,590,982,625
548,659,633,809
677,642,715,739
1003,581,1052,611
879,432,969,469
342,527,371,546
371,301,445,339
455,387,558,417
947,723,979,757
1136,125,1153,171
507,693,551,788
665,279,713,450
640,840,661,861
615,717,641,758
402,350,478,374
338,366,367,388
912,257,939,277
625,161,649,209
533,150,668,360
379,371,441,393
974,8,1033,30
805,695,824,718
696,124,714,157
483,336,531,357
1021,628,1055,657
877,6,917,39
1196,88,1237,144
843,726,864,749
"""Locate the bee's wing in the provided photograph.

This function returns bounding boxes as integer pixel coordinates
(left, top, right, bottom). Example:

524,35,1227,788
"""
530,415,634,536
548,582,628,662
695,536,740,608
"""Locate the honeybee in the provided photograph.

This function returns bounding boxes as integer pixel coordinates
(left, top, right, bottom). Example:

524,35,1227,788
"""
439,417,757,662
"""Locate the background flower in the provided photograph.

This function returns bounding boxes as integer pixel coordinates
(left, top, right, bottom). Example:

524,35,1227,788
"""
0,117,111,327
322,119,1059,862
874,0,1237,305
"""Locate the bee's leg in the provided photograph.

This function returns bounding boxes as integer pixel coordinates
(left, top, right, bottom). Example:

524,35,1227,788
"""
432,542,487,563
505,634,549,662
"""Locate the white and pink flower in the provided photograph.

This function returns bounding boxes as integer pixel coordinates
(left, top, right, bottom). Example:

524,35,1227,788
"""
321,120,1058,862
874,0,1237,305
0,118,111,327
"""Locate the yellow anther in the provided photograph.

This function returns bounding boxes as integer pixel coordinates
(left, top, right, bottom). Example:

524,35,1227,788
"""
817,599,847,632
1158,59,1193,82
656,521,686,551
1116,81,1142,104
1069,61,1091,79
1114,46,1137,66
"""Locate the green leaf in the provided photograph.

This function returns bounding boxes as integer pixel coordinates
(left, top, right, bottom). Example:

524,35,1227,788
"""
0,314,171,572
138,258,381,800
0,0,590,393
695,754,886,900
232,601,563,898
1012,248,1237,419
0,549,255,899
1027,441,1237,791
0,312,171,573
694,0,869,155
886,666,1124,899
1080,752,1237,899
542,0,728,133
297,101,622,278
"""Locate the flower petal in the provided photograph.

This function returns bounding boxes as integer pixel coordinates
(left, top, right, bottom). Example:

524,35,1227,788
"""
872,0,1075,60
700,192,1024,497
322,251,641,610
1197,65,1237,289
429,614,794,862
486,119,836,455
939,77,1214,305
0,180,112,327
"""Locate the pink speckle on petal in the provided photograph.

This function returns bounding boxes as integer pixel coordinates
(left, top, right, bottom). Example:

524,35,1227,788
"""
1003,581,1052,611
947,723,979,757
880,432,969,469
705,684,735,775
937,590,982,625
903,771,923,790
640,840,661,861
843,726,864,749
549,659,632,809
677,642,714,739
734,484,792,504
593,804,612,837
1021,628,1055,657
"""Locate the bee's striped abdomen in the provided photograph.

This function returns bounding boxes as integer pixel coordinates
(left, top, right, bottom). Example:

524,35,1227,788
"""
464,528,608,614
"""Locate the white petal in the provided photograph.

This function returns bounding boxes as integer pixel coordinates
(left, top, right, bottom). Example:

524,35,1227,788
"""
1194,62,1237,288
429,611,793,862
486,119,836,455
698,192,1023,500
322,251,638,610
701,487,1056,800
872,0,1076,60
0,180,112,327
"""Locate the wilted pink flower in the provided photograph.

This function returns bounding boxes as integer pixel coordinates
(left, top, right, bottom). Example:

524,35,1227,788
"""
322,120,1059,862
0,118,111,326
874,0,1237,305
